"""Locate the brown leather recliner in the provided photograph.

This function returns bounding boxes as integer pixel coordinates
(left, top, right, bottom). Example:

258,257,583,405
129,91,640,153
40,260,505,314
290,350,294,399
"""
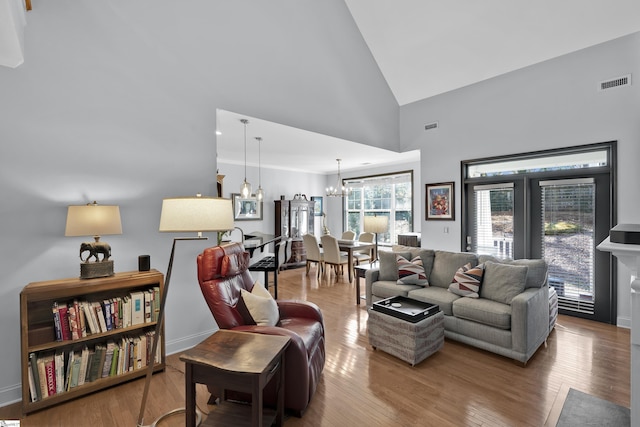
196,242,325,416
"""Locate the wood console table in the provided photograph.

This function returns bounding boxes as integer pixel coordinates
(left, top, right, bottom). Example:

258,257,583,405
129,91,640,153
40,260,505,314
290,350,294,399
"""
597,236,640,426
180,330,290,427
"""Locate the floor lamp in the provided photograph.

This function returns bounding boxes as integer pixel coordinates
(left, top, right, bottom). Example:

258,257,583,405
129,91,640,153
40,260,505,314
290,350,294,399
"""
137,195,234,427
363,215,388,262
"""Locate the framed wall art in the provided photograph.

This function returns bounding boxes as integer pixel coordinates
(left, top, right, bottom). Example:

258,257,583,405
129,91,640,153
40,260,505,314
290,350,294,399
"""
232,193,263,221
426,182,455,220
311,196,323,216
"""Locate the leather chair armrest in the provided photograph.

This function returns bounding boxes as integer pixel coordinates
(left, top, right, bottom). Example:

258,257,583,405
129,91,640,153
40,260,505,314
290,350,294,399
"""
277,300,324,324
232,325,306,348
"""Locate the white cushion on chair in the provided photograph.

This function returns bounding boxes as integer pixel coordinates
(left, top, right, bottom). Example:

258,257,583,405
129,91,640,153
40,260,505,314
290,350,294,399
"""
241,281,279,326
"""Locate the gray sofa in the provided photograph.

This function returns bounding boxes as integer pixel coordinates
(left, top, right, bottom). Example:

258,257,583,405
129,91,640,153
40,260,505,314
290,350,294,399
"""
365,247,550,364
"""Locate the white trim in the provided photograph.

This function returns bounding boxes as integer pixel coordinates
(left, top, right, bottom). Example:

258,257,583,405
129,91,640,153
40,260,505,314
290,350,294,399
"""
473,182,514,191
539,177,595,186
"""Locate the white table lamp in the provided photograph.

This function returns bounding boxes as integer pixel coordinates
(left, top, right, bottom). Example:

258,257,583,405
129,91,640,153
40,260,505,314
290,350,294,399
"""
364,215,388,261
65,202,122,279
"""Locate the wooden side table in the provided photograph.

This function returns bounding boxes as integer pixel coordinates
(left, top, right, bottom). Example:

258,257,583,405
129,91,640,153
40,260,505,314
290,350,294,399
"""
180,330,290,427
354,261,379,305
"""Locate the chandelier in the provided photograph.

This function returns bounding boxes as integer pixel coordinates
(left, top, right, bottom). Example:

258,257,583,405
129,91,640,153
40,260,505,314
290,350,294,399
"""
239,119,252,198
255,136,264,201
326,158,349,197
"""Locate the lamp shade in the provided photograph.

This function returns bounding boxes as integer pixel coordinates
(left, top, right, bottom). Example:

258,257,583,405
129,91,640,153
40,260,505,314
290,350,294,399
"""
159,196,234,233
363,215,388,234
65,204,122,237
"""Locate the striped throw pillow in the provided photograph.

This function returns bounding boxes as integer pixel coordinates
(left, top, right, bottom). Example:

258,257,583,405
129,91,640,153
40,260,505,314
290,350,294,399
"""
449,263,484,298
396,255,429,286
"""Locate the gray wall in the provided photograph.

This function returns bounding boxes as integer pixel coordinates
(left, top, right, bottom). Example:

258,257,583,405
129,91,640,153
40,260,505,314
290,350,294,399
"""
400,32,640,327
0,0,399,405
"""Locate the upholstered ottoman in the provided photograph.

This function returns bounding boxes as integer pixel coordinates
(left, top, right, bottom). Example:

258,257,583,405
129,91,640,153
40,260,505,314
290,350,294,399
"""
367,309,444,366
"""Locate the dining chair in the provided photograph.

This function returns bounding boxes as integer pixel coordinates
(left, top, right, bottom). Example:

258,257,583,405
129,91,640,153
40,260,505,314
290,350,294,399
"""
350,232,374,279
341,230,356,240
353,232,375,263
302,234,323,277
320,234,349,277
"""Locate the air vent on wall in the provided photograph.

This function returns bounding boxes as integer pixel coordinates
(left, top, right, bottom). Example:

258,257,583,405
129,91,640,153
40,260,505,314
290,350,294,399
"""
424,121,439,131
599,74,631,91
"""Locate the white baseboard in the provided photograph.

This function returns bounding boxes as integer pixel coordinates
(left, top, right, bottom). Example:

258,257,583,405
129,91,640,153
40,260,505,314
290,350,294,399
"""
617,316,631,329
0,383,21,410
166,328,218,355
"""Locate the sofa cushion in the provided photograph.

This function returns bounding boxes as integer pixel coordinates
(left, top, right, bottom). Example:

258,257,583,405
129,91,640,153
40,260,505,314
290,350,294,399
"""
449,263,484,298
371,280,420,300
452,297,512,330
480,261,528,305
379,248,435,281
478,255,547,289
407,286,459,316
429,251,479,288
397,255,429,286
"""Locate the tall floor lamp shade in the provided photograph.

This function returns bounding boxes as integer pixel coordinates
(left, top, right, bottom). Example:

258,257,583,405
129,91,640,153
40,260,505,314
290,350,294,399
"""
137,195,234,427
363,215,388,261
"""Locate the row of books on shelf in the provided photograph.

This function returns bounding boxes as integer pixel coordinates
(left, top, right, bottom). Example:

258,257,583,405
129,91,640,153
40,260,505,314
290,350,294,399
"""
28,330,162,402
52,287,160,341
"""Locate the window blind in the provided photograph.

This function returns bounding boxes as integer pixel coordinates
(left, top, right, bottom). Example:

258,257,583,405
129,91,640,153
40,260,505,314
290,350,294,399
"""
473,183,514,258
540,178,595,313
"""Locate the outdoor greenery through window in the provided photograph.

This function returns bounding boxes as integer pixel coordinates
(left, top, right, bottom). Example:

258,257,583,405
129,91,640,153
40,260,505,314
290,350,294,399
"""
344,171,413,245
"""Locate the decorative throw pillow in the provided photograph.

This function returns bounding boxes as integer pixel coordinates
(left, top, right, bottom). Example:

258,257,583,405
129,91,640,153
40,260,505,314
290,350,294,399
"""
396,255,429,286
448,263,484,298
240,281,279,326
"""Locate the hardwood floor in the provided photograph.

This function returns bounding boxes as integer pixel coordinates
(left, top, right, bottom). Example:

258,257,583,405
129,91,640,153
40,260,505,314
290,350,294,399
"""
1,265,630,426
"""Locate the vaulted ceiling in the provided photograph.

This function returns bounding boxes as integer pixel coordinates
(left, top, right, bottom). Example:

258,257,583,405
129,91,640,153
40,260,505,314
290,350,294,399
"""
345,0,640,106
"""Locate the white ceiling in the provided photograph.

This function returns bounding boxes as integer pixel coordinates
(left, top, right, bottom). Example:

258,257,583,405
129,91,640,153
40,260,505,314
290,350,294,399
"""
216,109,418,175
345,0,640,105
218,1,640,174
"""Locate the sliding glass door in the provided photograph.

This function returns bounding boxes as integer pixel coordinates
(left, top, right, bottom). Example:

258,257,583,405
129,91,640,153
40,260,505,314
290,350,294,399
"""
463,142,616,323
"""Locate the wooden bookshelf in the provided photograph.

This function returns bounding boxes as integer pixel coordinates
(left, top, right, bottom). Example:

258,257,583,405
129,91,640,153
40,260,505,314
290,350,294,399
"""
20,270,165,414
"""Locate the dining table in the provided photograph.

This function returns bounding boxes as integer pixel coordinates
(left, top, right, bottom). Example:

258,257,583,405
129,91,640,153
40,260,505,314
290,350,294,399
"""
335,240,376,283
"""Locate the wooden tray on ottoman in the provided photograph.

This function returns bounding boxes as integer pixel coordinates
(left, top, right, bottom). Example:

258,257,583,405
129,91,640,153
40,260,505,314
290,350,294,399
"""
372,296,440,323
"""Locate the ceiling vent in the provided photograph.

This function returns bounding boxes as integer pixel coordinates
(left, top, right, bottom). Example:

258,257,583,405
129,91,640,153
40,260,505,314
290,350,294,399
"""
424,122,439,131
599,74,631,91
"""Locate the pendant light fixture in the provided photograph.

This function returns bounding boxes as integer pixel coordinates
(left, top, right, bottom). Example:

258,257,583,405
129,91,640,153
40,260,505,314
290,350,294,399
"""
255,136,264,201
239,119,252,198
326,158,348,197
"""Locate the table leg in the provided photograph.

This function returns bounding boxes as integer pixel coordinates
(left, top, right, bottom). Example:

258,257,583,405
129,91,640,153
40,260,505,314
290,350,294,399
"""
356,275,361,305
348,250,353,282
275,355,285,426
253,378,263,427
273,269,278,299
185,363,196,427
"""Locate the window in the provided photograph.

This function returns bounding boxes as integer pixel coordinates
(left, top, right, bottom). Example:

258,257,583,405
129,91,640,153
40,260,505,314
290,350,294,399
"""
344,171,413,245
